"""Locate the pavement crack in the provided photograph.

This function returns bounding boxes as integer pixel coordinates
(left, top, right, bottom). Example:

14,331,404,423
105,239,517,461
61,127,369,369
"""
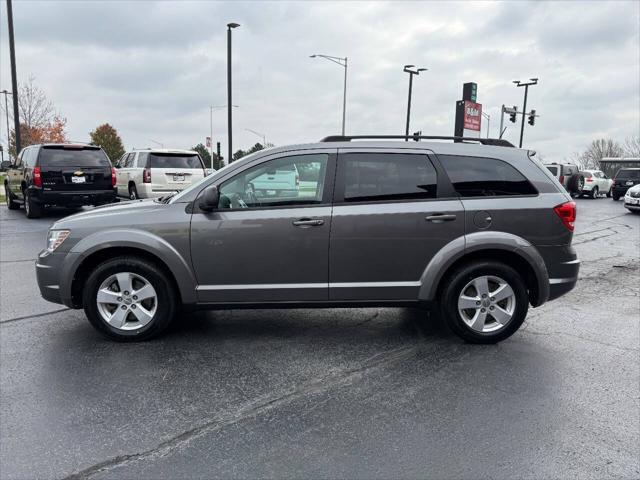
62,343,442,479
522,328,639,353
0,308,71,325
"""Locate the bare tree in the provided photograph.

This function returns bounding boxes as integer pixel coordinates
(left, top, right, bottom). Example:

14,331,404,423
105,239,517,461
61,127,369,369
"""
581,138,624,169
17,76,55,129
623,136,640,157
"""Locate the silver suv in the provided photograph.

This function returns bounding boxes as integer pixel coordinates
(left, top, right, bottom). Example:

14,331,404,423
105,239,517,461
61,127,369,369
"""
36,136,580,343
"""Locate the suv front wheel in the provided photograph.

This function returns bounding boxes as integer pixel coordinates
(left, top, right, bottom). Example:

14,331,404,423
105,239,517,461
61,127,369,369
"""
82,256,177,341
441,261,529,344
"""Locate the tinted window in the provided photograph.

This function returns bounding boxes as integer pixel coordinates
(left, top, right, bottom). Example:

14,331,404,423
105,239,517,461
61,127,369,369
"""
342,153,437,202
136,152,149,168
616,169,640,179
39,147,111,167
218,154,328,209
149,153,203,169
545,166,558,175
439,155,537,197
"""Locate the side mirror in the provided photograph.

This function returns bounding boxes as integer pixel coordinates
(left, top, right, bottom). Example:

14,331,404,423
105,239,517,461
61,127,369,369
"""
0,161,11,170
198,185,219,212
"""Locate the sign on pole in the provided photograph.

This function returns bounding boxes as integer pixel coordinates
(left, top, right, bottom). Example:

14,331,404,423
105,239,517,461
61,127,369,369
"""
206,136,212,148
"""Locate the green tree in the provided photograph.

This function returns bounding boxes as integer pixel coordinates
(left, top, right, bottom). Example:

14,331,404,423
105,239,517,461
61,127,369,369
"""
192,143,220,169
90,123,125,163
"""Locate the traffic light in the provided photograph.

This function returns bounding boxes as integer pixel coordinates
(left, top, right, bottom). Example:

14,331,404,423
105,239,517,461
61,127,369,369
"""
528,109,536,126
509,106,517,123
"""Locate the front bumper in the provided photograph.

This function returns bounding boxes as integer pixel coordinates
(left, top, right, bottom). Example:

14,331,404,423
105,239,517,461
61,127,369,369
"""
624,199,640,210
31,187,117,206
35,250,68,306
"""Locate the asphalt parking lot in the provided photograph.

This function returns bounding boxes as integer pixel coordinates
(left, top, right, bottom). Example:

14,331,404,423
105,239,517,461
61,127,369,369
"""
1,198,638,479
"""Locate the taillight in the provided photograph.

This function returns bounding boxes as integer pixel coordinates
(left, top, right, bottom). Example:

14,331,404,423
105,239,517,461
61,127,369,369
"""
33,167,42,187
559,175,564,184
554,201,576,232
111,167,117,187
143,168,151,183
586,178,593,182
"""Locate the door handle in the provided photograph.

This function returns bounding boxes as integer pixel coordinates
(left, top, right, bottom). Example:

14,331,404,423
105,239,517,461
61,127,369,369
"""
292,218,324,227
425,214,457,223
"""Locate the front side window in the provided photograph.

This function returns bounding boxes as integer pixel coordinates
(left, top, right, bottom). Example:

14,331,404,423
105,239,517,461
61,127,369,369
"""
342,153,437,202
438,155,537,197
218,153,328,209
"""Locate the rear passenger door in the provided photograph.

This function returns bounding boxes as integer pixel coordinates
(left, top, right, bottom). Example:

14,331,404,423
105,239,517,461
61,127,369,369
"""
329,149,465,301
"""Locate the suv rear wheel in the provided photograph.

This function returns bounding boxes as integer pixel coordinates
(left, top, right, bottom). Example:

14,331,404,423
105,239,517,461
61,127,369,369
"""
440,261,529,343
129,184,139,200
24,189,43,218
82,256,177,341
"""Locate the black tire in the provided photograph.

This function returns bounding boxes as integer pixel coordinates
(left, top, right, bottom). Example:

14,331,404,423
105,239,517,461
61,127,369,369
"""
606,188,612,198
589,186,599,199
24,189,43,218
567,174,584,195
129,184,139,200
440,260,529,344
612,194,620,201
5,182,19,210
82,256,177,341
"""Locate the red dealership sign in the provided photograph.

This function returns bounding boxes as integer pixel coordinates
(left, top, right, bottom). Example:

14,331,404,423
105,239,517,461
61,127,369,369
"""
463,101,482,131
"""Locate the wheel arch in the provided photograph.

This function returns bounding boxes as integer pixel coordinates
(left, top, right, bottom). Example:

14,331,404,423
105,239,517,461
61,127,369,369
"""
419,232,550,307
62,231,197,308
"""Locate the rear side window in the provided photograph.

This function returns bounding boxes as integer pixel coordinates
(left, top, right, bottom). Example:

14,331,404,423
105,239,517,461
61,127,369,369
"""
545,166,558,175
136,152,149,168
616,169,640,179
39,147,111,167
439,155,537,197
149,153,203,169
342,153,437,202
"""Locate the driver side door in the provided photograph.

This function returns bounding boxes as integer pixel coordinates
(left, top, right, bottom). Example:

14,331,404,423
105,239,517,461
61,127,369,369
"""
190,149,336,304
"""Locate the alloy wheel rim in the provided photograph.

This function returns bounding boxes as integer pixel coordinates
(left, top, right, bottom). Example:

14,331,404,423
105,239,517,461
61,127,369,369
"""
24,192,30,214
96,272,157,331
457,275,516,333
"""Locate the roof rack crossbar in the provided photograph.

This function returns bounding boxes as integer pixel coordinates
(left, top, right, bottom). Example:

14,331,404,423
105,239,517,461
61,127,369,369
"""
320,135,515,147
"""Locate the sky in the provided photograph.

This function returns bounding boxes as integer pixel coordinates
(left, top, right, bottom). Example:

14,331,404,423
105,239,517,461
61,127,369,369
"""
0,0,638,162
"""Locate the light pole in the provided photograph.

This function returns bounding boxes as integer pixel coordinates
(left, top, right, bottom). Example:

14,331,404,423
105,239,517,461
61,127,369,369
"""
310,54,347,136
245,128,267,147
403,65,427,141
513,78,538,148
210,104,237,168
227,22,240,163
1,90,11,155
481,111,490,138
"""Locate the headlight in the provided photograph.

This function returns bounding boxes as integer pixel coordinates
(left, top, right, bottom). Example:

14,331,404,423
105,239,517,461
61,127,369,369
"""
46,230,70,252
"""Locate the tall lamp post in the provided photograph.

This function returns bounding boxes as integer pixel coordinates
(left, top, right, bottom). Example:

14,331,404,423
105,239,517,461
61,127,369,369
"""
227,22,240,163
1,90,11,154
310,54,347,136
403,65,427,141
245,128,267,147
210,104,237,168
513,78,538,148
481,111,491,138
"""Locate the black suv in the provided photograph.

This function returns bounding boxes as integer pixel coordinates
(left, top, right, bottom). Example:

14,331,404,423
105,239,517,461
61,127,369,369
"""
611,168,640,200
3,144,117,218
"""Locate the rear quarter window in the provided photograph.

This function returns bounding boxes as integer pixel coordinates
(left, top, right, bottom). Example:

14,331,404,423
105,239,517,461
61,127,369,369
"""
438,155,537,197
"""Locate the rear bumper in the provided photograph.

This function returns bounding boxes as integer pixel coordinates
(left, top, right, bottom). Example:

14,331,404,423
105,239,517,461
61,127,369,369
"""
537,245,580,301
612,186,632,196
31,187,117,206
137,183,188,199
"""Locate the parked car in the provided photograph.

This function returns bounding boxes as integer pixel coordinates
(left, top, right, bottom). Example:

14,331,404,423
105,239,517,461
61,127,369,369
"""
544,163,583,197
36,135,579,344
250,162,300,198
611,168,640,201
2,143,116,218
579,169,613,198
623,183,640,213
115,149,206,200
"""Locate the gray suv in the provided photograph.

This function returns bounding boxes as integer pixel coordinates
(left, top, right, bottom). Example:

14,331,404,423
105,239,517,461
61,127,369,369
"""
36,136,580,343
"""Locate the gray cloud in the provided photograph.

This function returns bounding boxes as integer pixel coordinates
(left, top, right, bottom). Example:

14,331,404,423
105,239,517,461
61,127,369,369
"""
1,0,638,160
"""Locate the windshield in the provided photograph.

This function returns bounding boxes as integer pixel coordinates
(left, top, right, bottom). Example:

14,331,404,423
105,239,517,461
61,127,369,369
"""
39,147,111,167
149,153,203,169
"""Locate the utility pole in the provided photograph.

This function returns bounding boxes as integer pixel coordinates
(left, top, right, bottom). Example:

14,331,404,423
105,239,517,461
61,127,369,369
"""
513,78,538,148
310,54,348,135
499,104,505,138
481,111,490,138
6,0,21,154
403,65,427,141
1,90,11,154
226,22,240,163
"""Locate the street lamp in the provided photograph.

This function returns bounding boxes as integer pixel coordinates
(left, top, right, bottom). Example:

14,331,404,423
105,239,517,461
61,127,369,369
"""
481,111,491,138
513,78,538,148
403,65,427,141
210,104,237,168
245,128,267,147
310,54,348,136
227,22,240,163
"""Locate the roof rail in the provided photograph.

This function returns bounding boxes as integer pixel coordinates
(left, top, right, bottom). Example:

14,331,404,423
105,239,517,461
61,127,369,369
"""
320,135,515,147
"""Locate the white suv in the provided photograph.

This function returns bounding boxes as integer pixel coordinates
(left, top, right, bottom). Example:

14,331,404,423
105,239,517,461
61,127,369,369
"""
580,169,613,198
115,149,206,199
